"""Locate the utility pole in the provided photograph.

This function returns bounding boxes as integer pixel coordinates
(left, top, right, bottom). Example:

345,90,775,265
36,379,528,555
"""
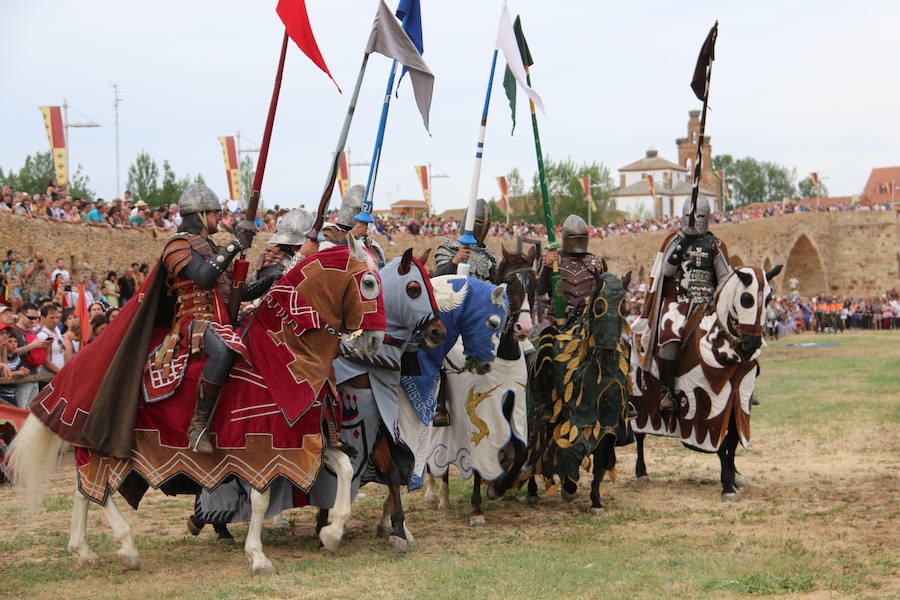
112,84,122,197
428,161,449,216
235,131,260,207
62,98,100,191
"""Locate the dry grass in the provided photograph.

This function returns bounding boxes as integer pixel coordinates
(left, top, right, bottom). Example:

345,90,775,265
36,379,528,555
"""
1,331,897,599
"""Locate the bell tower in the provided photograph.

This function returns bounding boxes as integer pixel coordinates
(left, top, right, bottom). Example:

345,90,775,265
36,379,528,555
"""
676,110,717,196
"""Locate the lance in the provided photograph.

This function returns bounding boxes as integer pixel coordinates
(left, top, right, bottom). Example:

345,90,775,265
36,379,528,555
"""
688,21,718,229
458,49,500,278
523,60,565,324
307,52,371,240
357,10,412,224
228,31,289,324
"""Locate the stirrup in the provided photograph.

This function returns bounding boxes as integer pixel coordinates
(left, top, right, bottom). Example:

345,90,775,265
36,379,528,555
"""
432,408,451,428
188,427,214,454
659,392,676,412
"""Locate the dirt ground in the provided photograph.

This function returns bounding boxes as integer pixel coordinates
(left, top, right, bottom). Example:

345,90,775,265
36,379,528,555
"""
1,331,897,599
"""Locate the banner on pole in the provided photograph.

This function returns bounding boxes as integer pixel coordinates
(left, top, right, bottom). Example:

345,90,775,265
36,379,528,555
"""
579,177,596,211
39,106,67,188
217,136,242,202
496,175,509,214
338,151,351,198
415,165,430,212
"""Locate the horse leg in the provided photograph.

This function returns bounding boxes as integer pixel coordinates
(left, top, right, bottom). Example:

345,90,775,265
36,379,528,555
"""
437,471,451,511
68,486,99,566
489,439,527,500
371,434,415,553
318,448,352,553
315,508,329,536
590,437,616,517
213,522,235,543
469,473,486,527
422,465,438,508
561,475,578,502
521,475,539,505
635,432,649,480
245,488,276,575
102,495,140,570
719,421,741,501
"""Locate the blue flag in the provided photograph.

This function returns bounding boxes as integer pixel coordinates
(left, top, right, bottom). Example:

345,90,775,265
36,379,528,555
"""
395,0,423,88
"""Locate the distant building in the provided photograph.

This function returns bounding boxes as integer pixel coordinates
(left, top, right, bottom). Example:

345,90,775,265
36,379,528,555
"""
612,110,720,219
389,199,429,218
862,166,900,205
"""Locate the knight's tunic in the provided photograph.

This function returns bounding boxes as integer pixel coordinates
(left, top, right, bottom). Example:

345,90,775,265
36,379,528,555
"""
538,252,607,312
672,232,729,305
433,239,498,282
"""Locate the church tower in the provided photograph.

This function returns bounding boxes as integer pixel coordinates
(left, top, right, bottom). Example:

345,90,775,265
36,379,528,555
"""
676,110,719,201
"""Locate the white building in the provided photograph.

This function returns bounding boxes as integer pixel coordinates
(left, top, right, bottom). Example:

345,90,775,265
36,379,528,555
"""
611,149,717,219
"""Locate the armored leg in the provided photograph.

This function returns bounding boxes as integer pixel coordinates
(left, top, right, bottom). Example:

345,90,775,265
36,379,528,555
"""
657,342,679,412
433,370,450,427
188,329,236,454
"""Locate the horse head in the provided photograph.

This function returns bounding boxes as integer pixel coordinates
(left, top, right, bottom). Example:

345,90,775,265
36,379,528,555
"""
335,235,386,356
381,248,446,349
715,264,783,361
498,245,537,342
431,275,508,375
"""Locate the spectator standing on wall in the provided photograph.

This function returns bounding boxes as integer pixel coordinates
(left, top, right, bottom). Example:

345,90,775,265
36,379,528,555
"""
50,257,70,282
35,303,64,384
118,266,136,304
24,254,52,303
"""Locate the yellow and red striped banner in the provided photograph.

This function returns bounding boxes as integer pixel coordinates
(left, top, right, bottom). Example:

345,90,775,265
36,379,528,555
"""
217,136,241,202
810,172,819,189
643,173,656,198
337,151,350,198
39,106,68,187
496,175,509,214
415,165,431,211
580,176,597,211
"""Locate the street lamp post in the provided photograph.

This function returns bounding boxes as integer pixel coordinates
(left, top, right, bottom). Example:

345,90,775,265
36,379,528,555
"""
428,162,449,216
62,98,100,191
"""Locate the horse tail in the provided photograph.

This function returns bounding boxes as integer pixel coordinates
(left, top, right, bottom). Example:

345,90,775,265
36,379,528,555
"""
7,414,65,508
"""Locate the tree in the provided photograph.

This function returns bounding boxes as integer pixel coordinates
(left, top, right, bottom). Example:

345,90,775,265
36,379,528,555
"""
0,151,93,199
240,155,255,208
194,173,206,185
798,175,828,199
513,156,615,226
157,160,189,207
127,151,160,204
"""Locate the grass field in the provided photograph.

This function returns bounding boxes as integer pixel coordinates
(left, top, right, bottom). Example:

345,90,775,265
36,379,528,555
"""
1,331,897,599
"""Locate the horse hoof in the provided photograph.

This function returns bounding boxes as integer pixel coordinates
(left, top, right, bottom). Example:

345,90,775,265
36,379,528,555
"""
117,551,140,571
437,499,450,512
186,516,203,536
722,492,741,503
518,495,539,506
217,535,236,545
388,536,409,553
468,515,486,527
423,491,438,508
733,473,749,489
319,526,343,554
487,483,501,501
251,560,277,576
375,522,392,539
635,475,650,484
71,549,100,567
560,488,577,503
590,507,606,518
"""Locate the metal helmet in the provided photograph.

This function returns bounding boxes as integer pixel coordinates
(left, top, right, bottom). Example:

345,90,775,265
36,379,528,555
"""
462,198,491,244
561,214,589,254
681,195,711,236
335,185,365,230
269,209,313,246
178,184,222,216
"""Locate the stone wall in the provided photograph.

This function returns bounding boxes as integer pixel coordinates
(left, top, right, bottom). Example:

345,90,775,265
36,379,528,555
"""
4,211,898,297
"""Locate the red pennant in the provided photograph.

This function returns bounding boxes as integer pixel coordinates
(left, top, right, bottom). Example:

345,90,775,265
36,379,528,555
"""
276,0,341,92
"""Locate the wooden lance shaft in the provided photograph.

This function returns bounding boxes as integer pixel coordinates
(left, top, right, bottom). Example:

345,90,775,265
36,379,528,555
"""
228,31,289,324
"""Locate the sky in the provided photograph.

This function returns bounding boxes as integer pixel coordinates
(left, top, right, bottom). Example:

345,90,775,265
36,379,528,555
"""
2,1,899,214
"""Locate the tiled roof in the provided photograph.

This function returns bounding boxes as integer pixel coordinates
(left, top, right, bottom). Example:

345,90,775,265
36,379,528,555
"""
613,180,716,197
619,154,687,173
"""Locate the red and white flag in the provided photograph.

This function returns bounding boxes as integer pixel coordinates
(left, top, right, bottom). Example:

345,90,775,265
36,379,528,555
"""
643,173,655,198
579,177,596,211
415,165,430,210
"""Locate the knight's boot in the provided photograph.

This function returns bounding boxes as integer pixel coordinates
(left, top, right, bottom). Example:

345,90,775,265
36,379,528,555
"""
433,372,450,427
188,376,222,454
657,358,678,412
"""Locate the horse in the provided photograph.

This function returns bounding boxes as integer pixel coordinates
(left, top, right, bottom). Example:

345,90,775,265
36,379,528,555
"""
520,271,632,516
423,245,537,526
9,235,386,575
629,265,783,500
189,248,447,548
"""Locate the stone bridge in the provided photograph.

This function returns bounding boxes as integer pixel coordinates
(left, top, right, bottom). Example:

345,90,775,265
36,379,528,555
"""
3,211,898,297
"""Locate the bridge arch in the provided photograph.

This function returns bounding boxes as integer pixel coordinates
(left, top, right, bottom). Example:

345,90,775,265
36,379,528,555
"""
783,234,827,296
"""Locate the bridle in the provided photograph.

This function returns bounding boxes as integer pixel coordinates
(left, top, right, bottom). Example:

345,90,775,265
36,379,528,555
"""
499,266,536,332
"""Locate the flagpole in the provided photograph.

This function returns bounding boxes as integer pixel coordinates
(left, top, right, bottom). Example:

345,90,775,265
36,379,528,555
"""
308,52,371,240
688,22,718,229
357,60,399,223
458,49,499,277
522,64,565,322
228,30,289,323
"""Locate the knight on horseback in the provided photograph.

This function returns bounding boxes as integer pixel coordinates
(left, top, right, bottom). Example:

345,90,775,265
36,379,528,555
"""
538,214,607,315
431,198,498,427
252,208,317,288
433,198,498,282
636,196,732,411
159,184,261,453
321,185,386,267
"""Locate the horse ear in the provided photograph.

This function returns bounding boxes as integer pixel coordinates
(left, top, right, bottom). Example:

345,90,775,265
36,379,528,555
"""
399,248,413,275
527,244,537,264
491,283,507,306
500,245,511,260
347,234,369,263
417,247,431,265
735,269,753,287
621,270,632,291
766,264,784,281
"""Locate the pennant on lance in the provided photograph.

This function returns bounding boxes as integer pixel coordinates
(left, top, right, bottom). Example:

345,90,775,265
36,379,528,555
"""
496,2,544,116
277,0,341,91
502,15,534,134
687,22,718,229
